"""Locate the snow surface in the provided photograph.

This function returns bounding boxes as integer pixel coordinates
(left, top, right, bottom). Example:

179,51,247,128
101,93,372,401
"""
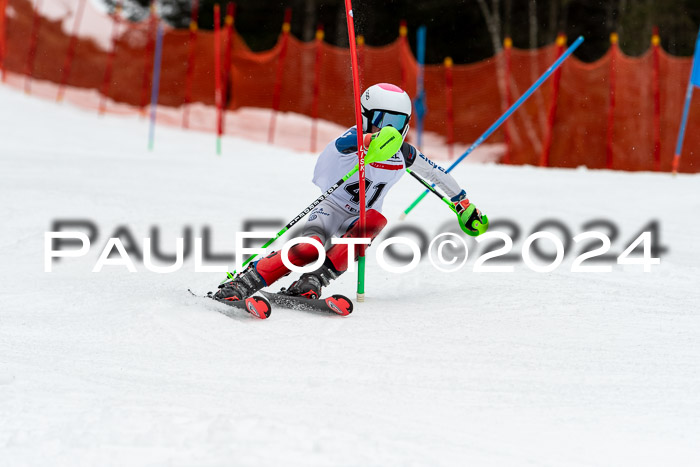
1,84,700,466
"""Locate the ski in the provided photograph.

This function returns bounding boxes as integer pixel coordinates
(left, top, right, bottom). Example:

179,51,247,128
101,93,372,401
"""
260,291,353,316
215,295,272,320
188,289,272,320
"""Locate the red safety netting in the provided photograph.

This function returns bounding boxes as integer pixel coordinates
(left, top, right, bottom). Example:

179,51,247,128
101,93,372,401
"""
1,0,698,172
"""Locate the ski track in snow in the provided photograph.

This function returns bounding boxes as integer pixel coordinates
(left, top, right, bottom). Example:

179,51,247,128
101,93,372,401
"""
1,85,700,466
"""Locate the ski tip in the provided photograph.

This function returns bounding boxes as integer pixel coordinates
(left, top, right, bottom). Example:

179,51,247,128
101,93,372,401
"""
211,295,272,320
246,296,272,319
326,295,353,316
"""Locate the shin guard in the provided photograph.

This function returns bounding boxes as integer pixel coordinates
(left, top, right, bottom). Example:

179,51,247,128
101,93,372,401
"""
326,209,387,273
255,236,322,286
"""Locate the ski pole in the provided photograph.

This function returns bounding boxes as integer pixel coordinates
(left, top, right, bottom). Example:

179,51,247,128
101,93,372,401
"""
406,169,489,236
406,169,455,212
401,35,584,218
221,169,357,284
221,126,402,285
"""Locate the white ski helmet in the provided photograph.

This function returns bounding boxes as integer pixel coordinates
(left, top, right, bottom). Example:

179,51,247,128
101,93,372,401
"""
361,83,412,138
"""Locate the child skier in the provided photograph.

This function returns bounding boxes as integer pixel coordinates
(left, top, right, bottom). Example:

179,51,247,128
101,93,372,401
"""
215,82,486,301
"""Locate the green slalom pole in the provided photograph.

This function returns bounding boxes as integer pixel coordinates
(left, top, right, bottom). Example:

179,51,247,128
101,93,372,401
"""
221,126,402,285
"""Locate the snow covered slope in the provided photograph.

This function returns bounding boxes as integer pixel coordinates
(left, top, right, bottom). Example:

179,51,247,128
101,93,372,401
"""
1,85,699,466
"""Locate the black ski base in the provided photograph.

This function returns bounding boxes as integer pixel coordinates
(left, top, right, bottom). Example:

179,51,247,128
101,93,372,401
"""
261,291,353,316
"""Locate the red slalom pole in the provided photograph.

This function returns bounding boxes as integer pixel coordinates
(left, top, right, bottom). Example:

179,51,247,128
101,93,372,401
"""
343,0,367,301
503,37,513,164
99,1,123,115
398,20,408,91
221,2,235,134
539,33,566,167
0,0,8,82
268,7,292,144
24,0,44,94
652,26,661,172
605,32,618,169
57,0,87,101
444,56,455,159
182,0,199,127
310,24,324,152
214,3,223,154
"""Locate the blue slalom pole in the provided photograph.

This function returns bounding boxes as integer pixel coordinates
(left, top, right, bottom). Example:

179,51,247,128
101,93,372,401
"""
415,26,427,148
402,35,585,218
148,22,164,151
672,28,700,174
673,81,694,174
